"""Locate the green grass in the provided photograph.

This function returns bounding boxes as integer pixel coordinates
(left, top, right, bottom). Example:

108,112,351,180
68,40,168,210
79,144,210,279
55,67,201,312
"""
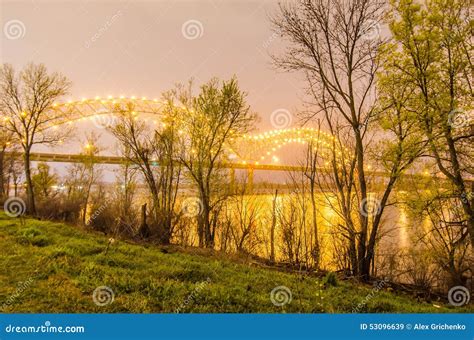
0,212,471,313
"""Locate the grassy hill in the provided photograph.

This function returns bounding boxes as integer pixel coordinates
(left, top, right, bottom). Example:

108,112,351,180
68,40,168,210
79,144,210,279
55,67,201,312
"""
0,212,471,313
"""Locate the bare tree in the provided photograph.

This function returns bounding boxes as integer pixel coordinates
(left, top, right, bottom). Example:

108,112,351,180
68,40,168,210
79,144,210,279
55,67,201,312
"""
272,0,425,280
79,133,104,225
175,78,257,248
0,63,72,214
109,101,181,244
0,125,15,201
112,146,139,237
272,0,384,279
63,133,103,224
303,126,322,268
227,178,263,254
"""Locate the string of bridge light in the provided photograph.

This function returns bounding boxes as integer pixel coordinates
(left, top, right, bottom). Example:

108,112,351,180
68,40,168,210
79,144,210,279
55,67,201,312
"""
4,96,350,167
50,96,168,127
52,95,165,107
238,128,349,165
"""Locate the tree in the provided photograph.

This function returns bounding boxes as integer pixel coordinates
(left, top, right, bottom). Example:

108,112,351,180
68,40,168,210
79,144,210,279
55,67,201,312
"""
272,0,383,279
407,179,473,288
272,0,425,280
226,178,263,254
0,63,72,214
302,126,322,269
64,133,103,225
32,162,58,199
109,101,181,244
79,133,103,225
111,145,139,237
0,125,15,201
387,0,474,245
176,78,257,248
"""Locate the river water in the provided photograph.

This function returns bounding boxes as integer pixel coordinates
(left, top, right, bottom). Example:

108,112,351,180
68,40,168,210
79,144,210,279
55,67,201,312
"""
173,192,428,272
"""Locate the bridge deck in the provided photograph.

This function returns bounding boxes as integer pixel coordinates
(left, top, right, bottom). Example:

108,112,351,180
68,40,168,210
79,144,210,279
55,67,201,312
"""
8,152,471,186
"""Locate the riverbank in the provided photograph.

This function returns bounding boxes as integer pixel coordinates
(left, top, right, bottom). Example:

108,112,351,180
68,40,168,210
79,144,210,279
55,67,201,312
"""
0,212,471,313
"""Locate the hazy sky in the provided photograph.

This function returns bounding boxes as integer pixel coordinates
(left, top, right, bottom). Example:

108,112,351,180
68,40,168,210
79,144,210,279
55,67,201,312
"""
1,0,308,180
1,0,305,130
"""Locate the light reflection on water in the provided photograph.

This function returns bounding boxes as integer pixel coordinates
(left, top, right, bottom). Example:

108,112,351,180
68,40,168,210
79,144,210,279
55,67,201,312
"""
213,193,417,269
87,191,421,270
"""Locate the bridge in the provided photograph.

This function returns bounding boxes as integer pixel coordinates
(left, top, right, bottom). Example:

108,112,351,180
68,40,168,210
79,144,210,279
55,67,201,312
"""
13,151,453,194
4,96,462,193
42,96,345,164
24,151,327,193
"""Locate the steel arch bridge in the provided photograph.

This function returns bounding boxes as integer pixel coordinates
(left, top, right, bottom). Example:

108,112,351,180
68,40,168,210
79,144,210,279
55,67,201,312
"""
46,95,344,166
7,96,460,192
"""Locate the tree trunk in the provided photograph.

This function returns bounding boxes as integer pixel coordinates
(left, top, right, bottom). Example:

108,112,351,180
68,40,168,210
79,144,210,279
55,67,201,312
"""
270,189,278,263
139,203,150,239
355,130,369,281
309,181,320,269
24,151,36,215
0,148,5,201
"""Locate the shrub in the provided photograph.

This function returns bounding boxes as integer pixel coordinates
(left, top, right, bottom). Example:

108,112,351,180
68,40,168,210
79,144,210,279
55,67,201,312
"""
323,272,338,287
